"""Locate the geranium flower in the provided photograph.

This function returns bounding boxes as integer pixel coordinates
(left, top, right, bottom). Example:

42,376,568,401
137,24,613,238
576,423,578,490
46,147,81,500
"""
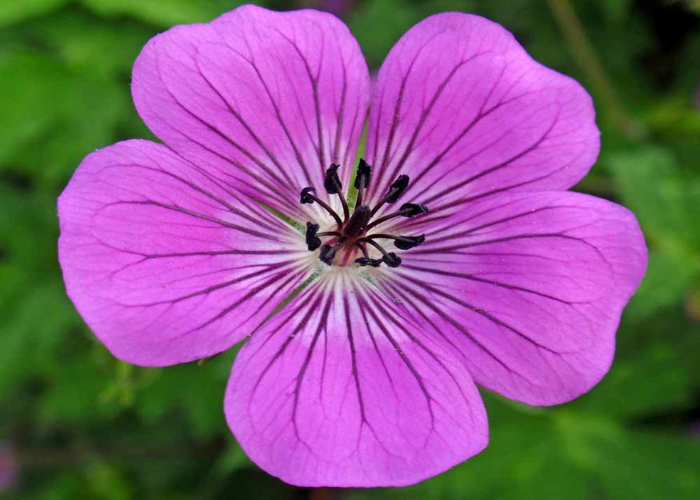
58,4,647,487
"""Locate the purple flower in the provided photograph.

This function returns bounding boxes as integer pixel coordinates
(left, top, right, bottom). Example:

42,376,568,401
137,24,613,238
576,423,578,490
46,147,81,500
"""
0,444,17,492
58,5,647,487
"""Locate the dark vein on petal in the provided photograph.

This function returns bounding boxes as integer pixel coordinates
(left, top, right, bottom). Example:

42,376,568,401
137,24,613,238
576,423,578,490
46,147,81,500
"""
405,89,542,201
193,51,300,190
160,81,295,200
353,288,397,396
362,297,435,423
182,268,306,337
249,284,319,360
333,58,348,165
125,261,295,307
228,37,315,186
155,115,300,216
343,293,367,423
107,162,282,235
421,112,559,206
155,49,302,212
370,31,444,198
432,171,556,211
368,285,474,414
415,233,606,262
379,280,470,364
143,249,298,258
104,200,278,240
380,54,480,193
400,274,559,353
292,293,333,439
394,280,535,382
402,264,573,304
426,206,570,243
274,28,327,172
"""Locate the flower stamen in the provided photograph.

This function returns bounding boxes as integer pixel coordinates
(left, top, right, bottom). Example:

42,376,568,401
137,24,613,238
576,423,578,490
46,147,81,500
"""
354,241,383,267
319,237,346,266
300,186,343,227
365,233,426,250
359,238,402,268
305,222,322,251
301,161,428,268
324,164,350,222
369,174,410,217
355,257,383,267
365,203,429,231
354,158,372,208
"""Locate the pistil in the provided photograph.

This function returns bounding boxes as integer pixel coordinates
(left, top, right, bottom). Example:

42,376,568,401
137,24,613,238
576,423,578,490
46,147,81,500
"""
343,205,371,238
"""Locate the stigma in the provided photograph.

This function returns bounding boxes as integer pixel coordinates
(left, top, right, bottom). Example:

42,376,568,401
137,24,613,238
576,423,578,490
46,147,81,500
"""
299,159,428,268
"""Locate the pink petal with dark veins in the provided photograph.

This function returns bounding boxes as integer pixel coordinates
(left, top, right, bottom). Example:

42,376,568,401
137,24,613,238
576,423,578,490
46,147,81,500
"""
389,191,647,405
58,140,309,366
131,4,370,221
365,13,599,212
226,275,488,486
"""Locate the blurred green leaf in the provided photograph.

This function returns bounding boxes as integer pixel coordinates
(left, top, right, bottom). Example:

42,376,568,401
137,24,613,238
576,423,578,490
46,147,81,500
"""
81,0,245,26
351,398,589,500
572,339,694,418
85,462,133,500
215,443,252,473
645,97,700,140
347,0,425,67
0,50,130,187
555,412,700,499
0,283,81,398
591,430,700,500
0,186,81,399
35,463,132,500
610,147,700,251
626,250,696,317
0,0,69,28
352,396,700,500
25,11,153,78
136,360,230,438
40,356,121,423
609,146,700,317
599,0,633,22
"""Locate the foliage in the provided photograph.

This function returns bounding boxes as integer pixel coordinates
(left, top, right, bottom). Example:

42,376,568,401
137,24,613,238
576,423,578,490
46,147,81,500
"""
0,0,699,499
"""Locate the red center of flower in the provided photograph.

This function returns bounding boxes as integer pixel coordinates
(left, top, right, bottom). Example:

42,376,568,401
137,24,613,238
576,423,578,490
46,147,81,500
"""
299,159,429,268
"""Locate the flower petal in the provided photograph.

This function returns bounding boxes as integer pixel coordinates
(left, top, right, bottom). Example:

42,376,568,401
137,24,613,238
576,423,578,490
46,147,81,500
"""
389,191,647,405
58,140,310,366
225,274,488,487
364,13,599,210
132,5,370,220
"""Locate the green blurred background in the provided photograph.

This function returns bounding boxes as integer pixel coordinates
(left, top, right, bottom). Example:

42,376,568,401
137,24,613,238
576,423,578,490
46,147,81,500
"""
1,0,699,498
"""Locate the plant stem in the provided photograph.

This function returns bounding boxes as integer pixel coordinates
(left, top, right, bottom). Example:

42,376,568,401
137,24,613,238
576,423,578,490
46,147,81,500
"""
309,487,335,500
546,0,641,138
